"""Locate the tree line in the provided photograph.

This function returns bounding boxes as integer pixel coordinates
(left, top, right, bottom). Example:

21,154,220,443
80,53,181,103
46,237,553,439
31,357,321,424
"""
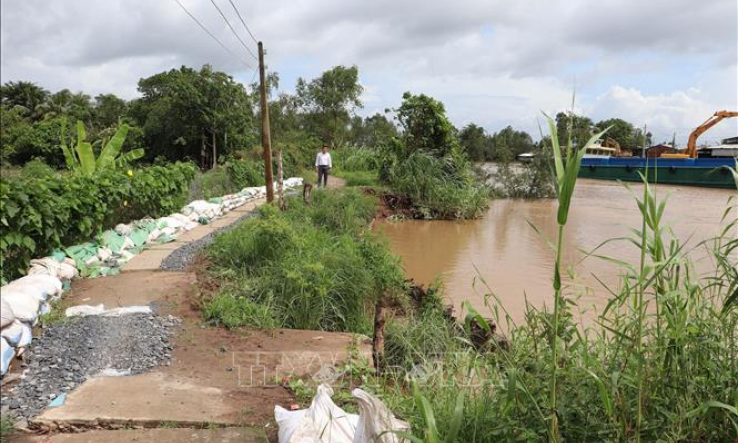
1,64,652,169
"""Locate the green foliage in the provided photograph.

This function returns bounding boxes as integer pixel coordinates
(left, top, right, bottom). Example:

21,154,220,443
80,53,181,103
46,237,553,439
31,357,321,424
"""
20,158,56,179
204,189,404,333
491,148,557,198
296,65,363,146
396,92,458,157
61,120,144,174
0,80,49,120
131,65,257,167
0,415,14,443
0,162,195,280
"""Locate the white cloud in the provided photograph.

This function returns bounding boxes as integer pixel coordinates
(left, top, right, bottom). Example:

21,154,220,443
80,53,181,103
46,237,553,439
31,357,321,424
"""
0,0,735,138
590,85,738,145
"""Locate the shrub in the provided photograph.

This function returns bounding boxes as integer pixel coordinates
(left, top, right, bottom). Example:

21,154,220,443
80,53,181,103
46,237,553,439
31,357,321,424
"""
0,162,195,280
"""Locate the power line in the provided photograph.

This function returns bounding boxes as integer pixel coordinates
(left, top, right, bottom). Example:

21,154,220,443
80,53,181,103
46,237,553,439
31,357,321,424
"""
171,0,252,69
209,0,258,61
227,0,259,45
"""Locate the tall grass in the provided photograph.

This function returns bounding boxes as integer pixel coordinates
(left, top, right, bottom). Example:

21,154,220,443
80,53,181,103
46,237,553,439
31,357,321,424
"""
202,189,405,333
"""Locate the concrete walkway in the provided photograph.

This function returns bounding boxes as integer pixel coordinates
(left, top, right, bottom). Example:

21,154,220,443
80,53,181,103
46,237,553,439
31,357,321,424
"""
20,187,369,442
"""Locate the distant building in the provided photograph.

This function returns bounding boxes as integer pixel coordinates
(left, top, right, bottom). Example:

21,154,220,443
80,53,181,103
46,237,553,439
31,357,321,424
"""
645,144,675,158
722,136,738,145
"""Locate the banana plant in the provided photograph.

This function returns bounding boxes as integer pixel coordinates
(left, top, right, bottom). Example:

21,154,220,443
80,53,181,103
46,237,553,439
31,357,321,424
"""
61,120,144,174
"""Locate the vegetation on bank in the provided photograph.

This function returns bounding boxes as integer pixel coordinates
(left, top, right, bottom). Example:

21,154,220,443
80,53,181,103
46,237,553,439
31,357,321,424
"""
201,188,405,333
0,162,195,280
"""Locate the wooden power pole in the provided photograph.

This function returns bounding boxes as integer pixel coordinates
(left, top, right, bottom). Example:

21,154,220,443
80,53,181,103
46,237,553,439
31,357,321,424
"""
258,41,275,203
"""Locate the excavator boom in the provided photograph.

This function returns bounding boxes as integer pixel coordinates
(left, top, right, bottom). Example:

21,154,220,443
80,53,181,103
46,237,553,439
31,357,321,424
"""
664,110,738,158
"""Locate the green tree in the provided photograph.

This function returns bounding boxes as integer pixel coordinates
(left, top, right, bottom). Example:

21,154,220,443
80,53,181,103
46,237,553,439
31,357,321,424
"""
0,81,49,120
92,93,127,131
458,123,489,161
36,89,93,123
489,126,535,160
8,117,69,166
350,113,397,147
594,117,636,148
296,65,363,146
395,92,458,157
130,65,256,168
555,111,593,149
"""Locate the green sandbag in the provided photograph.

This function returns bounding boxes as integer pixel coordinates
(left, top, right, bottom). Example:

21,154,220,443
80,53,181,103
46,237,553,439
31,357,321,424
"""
100,230,127,254
128,228,150,247
208,197,224,204
51,250,67,262
66,243,98,265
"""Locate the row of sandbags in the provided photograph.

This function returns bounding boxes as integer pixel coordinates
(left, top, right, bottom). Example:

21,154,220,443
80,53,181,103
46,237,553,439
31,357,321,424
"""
1,274,64,374
1,179,304,376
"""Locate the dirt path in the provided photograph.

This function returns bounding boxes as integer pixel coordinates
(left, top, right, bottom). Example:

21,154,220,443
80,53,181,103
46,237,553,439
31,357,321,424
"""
7,186,369,443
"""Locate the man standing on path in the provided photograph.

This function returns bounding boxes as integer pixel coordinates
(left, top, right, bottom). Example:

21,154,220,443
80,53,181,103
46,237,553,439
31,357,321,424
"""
315,145,332,188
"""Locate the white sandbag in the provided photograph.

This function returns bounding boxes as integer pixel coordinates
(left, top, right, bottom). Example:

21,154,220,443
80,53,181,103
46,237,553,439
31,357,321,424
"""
160,227,177,237
27,257,62,278
17,322,32,348
114,223,133,236
65,304,105,317
121,236,136,251
2,287,42,323
58,262,78,280
6,274,63,301
102,306,152,317
351,388,409,443
169,213,192,226
275,384,358,443
146,228,163,244
158,216,185,230
0,298,15,328
97,247,113,262
1,320,24,346
65,304,152,317
1,337,14,375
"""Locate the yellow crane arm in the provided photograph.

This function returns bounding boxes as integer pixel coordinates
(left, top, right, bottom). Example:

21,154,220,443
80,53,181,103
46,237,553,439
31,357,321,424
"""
685,110,738,158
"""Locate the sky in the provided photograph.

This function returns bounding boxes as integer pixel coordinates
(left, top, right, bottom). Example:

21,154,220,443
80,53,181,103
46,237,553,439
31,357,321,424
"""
1,0,737,145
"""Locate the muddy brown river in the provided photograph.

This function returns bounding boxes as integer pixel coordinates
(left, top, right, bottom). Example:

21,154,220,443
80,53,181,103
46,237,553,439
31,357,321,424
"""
376,179,736,325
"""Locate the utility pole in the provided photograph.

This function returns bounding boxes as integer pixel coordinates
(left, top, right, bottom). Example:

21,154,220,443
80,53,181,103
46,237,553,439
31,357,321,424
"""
258,41,274,203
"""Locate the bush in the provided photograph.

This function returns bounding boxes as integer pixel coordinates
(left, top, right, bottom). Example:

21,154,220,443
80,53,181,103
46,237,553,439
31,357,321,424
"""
0,162,196,280
204,188,404,333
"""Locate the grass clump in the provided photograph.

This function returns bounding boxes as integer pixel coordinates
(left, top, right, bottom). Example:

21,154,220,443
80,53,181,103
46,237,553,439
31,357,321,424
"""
202,188,405,333
0,417,14,443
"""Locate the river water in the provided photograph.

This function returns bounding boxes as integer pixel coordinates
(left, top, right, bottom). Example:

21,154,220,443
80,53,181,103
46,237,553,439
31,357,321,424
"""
375,179,736,324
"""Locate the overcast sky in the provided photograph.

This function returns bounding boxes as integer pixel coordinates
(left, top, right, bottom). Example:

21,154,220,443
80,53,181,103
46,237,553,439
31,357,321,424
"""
1,0,736,144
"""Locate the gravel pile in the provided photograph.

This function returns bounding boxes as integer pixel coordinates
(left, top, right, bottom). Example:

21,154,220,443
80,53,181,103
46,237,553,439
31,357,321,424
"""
160,211,256,271
0,314,180,420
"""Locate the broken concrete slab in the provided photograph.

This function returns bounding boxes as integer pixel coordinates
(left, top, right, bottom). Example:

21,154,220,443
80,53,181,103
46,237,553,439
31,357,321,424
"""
22,427,266,443
31,372,241,431
67,271,195,308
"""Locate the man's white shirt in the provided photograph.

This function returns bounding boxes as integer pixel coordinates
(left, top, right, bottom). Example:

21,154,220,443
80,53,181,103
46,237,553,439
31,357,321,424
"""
315,152,332,167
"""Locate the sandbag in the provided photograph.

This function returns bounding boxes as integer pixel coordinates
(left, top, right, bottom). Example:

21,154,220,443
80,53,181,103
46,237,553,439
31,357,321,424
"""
27,257,62,278
1,286,42,323
1,320,24,346
1,337,14,375
114,223,133,236
0,298,15,328
351,388,409,443
275,384,358,443
6,275,62,301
